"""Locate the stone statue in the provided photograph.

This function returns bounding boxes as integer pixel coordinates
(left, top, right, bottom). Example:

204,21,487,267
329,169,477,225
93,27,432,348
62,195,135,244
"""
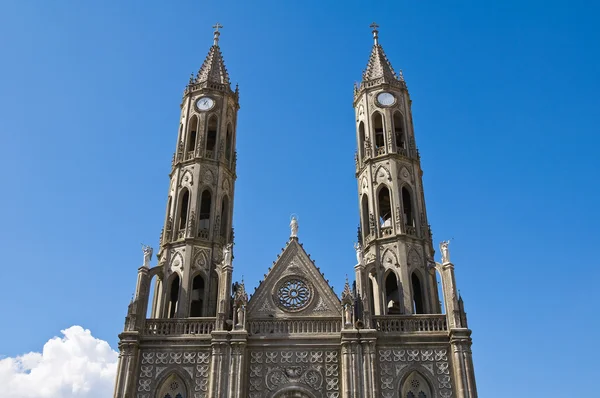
290,215,298,238
142,244,153,267
440,240,450,264
344,304,352,326
223,243,233,266
354,242,364,265
236,305,245,327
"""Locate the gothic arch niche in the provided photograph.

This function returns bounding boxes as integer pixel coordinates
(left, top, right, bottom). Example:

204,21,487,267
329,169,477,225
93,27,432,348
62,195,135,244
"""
394,111,406,153
189,273,206,317
384,270,402,315
361,194,371,238
400,370,433,398
205,114,218,158
156,372,188,398
272,386,317,398
198,189,212,237
411,271,425,314
225,123,233,161
358,121,366,158
377,185,392,229
401,185,415,230
166,273,180,319
186,115,198,152
178,189,190,231
372,111,385,152
220,195,229,240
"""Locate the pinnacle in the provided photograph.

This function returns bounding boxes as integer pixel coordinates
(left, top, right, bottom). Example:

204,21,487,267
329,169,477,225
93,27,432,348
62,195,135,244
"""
362,43,398,83
194,44,230,86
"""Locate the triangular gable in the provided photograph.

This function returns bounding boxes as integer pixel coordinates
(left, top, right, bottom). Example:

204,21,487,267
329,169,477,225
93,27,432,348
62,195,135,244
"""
247,238,342,319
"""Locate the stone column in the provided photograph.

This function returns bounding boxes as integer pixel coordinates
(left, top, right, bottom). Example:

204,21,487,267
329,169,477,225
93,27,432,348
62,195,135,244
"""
340,340,352,398
216,263,233,330
208,334,228,398
450,329,478,398
112,334,139,398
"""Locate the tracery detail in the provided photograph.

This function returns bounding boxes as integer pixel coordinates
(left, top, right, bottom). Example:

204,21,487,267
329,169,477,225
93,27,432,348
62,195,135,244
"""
275,278,312,311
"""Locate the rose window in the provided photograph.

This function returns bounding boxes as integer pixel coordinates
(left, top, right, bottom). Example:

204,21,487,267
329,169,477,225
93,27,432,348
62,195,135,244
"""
276,278,312,311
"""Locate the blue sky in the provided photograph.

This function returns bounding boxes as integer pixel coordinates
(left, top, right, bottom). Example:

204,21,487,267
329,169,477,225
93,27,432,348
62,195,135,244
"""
1,0,599,396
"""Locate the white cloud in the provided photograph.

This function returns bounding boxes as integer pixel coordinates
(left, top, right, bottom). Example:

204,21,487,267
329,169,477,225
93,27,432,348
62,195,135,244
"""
0,326,118,398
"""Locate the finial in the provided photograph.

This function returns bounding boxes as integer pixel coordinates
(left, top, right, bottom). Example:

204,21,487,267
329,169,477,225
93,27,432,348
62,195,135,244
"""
370,22,379,45
290,214,299,238
212,22,223,45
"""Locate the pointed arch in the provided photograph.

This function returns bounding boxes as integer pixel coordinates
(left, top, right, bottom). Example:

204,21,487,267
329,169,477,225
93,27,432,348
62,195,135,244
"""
393,111,406,153
361,194,370,237
189,273,206,317
220,195,229,240
198,189,212,236
157,372,188,398
400,370,433,398
178,189,190,231
377,185,392,229
225,123,232,161
186,115,198,152
358,121,366,158
384,270,401,315
381,248,399,267
167,273,180,318
205,114,218,158
375,165,392,185
401,186,415,229
411,272,425,314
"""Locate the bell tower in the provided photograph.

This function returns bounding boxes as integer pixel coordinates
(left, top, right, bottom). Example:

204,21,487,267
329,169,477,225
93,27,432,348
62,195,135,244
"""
353,23,439,318
151,23,239,323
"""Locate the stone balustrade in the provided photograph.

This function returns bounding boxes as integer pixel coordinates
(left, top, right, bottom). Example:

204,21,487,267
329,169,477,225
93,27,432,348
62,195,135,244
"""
143,318,216,336
373,315,447,333
248,318,342,336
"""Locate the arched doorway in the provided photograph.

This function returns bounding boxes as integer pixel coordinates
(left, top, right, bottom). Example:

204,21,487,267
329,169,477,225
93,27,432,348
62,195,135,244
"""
273,388,316,398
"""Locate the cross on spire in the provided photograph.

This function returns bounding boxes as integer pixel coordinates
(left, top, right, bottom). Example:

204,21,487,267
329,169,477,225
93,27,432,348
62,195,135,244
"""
212,23,223,45
370,22,379,45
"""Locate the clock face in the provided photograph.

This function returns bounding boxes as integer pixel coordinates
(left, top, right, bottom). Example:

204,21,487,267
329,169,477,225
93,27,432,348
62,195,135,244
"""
195,96,215,111
377,92,396,107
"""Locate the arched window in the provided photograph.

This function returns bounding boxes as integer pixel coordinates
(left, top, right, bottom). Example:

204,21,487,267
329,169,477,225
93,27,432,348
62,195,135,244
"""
378,186,392,228
157,373,187,398
187,115,198,152
190,275,205,317
401,371,432,398
385,272,401,314
220,196,229,240
372,112,385,152
198,190,211,235
225,124,232,161
168,275,180,318
401,187,414,228
361,195,370,237
206,115,218,158
393,112,406,153
358,121,366,158
412,272,425,314
178,189,190,231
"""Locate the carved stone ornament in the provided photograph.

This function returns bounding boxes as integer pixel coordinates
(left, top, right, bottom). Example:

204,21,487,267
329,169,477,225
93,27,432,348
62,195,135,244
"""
274,277,313,312
378,347,452,398
202,169,214,186
248,350,339,398
192,246,210,269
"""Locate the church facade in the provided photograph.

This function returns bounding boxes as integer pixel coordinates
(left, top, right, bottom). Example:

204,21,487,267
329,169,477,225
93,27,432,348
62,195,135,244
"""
113,24,478,398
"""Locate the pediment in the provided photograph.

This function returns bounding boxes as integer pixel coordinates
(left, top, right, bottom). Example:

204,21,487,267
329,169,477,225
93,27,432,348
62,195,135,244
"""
247,239,342,319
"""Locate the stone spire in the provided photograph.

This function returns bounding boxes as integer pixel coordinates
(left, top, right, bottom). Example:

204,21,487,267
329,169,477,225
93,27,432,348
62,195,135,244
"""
195,23,230,85
362,23,398,83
